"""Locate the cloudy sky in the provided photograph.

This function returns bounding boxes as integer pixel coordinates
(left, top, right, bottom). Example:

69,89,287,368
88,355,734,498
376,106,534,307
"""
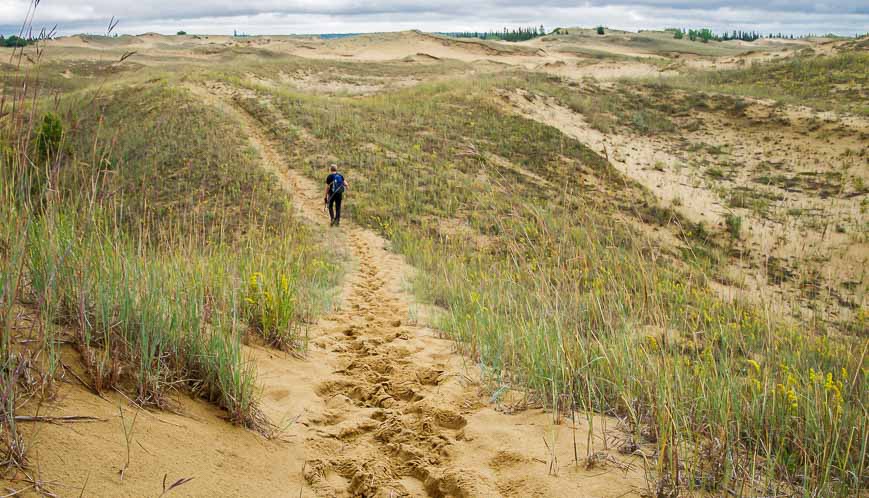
2,1,867,37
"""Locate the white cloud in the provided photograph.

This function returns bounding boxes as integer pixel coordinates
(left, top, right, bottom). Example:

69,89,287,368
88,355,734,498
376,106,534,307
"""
1,1,866,36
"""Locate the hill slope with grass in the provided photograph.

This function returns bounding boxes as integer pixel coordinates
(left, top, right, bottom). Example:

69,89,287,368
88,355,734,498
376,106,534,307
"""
226,68,866,495
1,28,866,497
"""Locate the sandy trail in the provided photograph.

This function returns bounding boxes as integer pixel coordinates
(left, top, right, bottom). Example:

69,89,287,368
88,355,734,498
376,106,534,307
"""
186,81,647,497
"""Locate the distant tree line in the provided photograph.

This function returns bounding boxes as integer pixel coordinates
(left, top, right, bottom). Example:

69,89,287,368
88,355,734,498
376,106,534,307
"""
721,30,762,41
767,33,799,39
452,25,546,42
669,28,761,42
667,28,864,43
0,35,35,47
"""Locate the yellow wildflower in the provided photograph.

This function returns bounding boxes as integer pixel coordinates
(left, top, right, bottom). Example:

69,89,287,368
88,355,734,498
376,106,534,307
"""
787,388,797,409
824,372,834,391
747,359,761,376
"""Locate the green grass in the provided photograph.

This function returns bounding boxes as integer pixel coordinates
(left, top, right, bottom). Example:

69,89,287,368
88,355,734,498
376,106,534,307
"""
68,79,290,242
226,70,867,495
1,68,339,442
611,32,749,57
502,74,677,135
549,29,753,57
217,52,473,85
659,52,869,115
0,59,143,94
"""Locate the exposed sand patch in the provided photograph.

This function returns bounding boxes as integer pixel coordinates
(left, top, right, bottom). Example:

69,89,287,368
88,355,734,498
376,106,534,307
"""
540,59,673,80
13,375,311,497
264,70,420,96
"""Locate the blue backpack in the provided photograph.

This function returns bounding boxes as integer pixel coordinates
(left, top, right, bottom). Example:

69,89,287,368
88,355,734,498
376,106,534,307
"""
331,173,345,195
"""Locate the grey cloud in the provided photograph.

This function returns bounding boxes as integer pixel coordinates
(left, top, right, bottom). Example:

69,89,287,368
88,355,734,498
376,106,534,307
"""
1,0,866,36
536,1,868,14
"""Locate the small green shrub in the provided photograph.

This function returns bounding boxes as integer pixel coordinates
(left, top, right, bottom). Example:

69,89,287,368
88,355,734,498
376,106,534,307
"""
630,109,675,134
35,112,63,160
725,214,743,239
706,167,725,179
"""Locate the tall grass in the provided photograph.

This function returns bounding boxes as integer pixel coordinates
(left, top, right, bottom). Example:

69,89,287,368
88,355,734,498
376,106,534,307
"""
233,71,867,495
20,208,332,419
0,54,338,474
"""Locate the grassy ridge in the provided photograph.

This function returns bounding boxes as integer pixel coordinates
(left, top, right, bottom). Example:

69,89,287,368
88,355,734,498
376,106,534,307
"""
546,30,754,57
231,71,866,495
1,71,338,444
68,79,289,242
661,51,869,115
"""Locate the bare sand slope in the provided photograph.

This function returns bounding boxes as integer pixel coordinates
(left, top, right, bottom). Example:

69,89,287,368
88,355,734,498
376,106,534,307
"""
286,32,669,80
10,84,647,497
287,31,542,63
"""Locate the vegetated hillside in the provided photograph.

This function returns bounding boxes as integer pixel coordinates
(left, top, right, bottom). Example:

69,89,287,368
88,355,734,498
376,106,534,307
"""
665,50,869,115
540,28,757,57
68,78,291,241
505,70,867,334
1,30,865,497
1,69,338,442
223,64,866,495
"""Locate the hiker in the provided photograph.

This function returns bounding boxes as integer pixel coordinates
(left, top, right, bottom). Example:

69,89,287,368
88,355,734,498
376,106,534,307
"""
324,164,348,226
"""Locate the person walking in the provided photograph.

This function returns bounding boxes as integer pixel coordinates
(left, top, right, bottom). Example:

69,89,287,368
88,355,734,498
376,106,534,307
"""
324,164,348,226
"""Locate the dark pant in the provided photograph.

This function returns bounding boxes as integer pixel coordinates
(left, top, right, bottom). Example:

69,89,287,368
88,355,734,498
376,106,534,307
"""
328,192,343,224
